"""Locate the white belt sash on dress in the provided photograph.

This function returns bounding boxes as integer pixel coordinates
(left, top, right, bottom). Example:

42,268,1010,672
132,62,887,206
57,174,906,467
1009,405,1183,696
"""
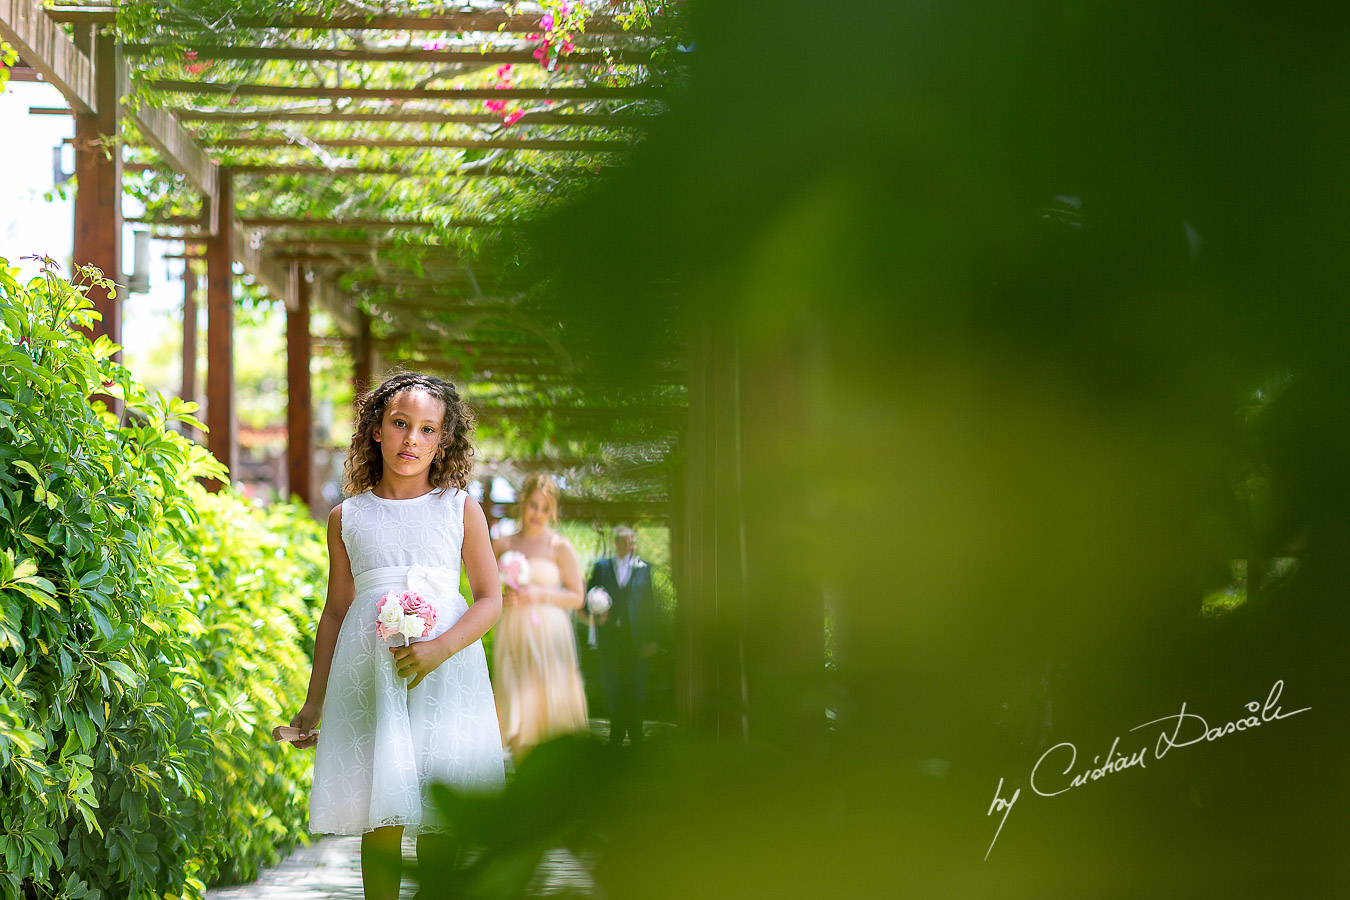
352,563,469,643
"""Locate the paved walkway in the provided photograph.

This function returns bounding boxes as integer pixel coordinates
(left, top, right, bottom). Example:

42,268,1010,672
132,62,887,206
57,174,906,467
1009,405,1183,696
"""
205,720,667,899
203,836,595,900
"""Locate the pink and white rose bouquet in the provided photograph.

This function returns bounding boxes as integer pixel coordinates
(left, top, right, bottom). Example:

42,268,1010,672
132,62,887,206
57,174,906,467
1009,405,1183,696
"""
498,550,532,592
375,590,438,645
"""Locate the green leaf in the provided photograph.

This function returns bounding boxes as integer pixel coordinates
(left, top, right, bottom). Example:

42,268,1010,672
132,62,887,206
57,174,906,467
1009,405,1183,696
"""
103,661,139,689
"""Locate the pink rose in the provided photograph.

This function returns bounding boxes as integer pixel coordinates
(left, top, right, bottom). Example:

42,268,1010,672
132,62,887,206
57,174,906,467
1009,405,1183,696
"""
401,591,438,631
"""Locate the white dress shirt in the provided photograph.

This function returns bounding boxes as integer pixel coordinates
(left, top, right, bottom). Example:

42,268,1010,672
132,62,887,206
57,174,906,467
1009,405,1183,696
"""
615,553,637,588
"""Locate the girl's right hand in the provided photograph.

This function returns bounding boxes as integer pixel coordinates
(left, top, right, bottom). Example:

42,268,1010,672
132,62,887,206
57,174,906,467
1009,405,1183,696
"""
287,703,322,750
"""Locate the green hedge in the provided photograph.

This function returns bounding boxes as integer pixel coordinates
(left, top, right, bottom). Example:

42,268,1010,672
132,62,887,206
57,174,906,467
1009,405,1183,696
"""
0,258,323,899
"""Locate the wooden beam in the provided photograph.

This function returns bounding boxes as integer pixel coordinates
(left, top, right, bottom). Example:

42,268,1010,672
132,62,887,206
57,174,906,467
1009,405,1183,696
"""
121,69,219,198
286,265,313,507
0,0,97,113
181,260,199,413
231,164,526,178
353,311,374,401
128,44,658,66
176,109,647,127
45,8,654,35
205,168,236,489
242,217,491,229
72,30,120,374
207,137,626,152
127,216,489,230
147,80,662,101
486,498,668,524
125,162,536,178
235,220,293,300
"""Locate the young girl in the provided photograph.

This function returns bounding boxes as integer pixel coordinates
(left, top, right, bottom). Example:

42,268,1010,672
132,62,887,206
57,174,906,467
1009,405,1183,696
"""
284,371,504,899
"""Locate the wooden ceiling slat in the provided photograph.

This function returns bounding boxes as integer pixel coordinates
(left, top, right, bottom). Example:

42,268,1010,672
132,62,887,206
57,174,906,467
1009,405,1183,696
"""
127,45,658,66
147,80,662,101
45,8,655,36
209,137,626,151
176,109,648,127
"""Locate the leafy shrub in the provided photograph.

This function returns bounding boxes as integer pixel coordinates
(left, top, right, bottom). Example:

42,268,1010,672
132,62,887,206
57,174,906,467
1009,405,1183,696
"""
0,258,323,899
184,489,324,886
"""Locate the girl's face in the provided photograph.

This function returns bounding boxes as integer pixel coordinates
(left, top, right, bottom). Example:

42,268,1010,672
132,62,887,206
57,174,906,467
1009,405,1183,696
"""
522,489,555,532
373,389,447,482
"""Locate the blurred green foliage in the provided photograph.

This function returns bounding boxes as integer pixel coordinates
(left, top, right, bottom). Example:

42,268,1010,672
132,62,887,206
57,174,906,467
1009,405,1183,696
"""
0,258,323,899
507,0,1350,894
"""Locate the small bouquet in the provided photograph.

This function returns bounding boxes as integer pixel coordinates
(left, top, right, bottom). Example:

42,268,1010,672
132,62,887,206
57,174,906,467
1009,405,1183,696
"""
498,550,532,592
584,586,612,647
376,590,438,647
586,586,612,615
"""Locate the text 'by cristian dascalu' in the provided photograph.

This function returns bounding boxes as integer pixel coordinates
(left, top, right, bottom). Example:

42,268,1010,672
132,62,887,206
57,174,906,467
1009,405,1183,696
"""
983,679,1310,859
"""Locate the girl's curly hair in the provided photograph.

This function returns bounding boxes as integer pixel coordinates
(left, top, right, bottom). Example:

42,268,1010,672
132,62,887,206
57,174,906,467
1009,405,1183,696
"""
343,371,475,495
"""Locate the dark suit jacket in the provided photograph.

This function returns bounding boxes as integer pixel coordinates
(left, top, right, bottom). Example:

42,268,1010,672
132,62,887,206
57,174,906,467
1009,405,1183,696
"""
587,556,655,648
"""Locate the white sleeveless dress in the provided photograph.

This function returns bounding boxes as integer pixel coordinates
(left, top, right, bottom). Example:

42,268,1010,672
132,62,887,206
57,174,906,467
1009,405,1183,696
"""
309,488,505,836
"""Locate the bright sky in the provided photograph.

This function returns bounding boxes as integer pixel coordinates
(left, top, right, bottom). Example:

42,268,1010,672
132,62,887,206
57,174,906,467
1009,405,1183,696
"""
0,79,182,372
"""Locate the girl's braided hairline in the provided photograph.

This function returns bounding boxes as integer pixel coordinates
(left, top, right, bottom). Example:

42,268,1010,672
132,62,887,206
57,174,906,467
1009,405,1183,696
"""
342,371,476,496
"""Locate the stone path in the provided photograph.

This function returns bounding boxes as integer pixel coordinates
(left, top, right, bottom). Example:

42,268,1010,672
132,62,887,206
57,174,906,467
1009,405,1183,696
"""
203,836,596,900
204,720,669,899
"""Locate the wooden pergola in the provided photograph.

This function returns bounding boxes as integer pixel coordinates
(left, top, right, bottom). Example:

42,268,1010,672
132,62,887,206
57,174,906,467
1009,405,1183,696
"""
2,1,755,736
1,0,678,511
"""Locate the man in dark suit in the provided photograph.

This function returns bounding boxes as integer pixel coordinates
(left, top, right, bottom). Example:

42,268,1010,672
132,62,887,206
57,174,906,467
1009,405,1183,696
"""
587,525,656,747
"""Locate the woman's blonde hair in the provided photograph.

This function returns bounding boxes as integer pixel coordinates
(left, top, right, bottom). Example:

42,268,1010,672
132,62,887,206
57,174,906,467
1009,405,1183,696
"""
517,472,560,525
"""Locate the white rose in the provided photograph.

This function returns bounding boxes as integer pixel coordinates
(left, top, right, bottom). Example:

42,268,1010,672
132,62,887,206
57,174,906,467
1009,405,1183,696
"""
399,614,427,640
377,597,404,629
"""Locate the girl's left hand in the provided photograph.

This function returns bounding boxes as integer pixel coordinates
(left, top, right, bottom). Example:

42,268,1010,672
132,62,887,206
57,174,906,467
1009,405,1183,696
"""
390,641,446,690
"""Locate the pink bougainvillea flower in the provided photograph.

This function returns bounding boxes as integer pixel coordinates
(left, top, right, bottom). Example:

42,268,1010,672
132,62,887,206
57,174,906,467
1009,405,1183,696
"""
526,32,542,40
533,42,551,62
562,41,575,53
496,63,513,78
485,99,507,113
541,13,554,31
503,109,524,126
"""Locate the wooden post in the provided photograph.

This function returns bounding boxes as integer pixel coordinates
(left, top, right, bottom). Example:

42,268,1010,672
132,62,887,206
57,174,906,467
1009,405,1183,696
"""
678,313,750,742
182,260,199,412
353,310,374,402
205,168,236,490
72,27,121,413
287,264,314,507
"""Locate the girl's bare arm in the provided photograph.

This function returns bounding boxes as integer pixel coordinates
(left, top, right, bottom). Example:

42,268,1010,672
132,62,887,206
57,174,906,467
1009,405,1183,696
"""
432,496,503,658
289,503,355,749
544,536,586,610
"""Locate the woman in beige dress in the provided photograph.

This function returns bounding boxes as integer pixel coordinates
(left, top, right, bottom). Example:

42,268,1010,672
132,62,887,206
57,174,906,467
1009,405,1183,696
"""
491,473,589,757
